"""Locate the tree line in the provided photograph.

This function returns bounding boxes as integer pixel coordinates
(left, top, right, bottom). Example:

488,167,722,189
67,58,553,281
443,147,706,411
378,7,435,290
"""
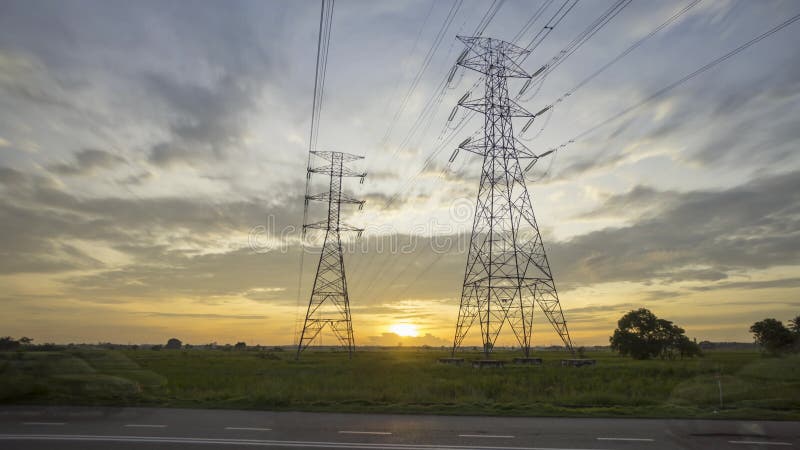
610,308,800,359
750,316,800,354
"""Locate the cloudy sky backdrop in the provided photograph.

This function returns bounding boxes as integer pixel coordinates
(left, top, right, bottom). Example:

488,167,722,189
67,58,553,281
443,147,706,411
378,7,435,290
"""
1,0,798,346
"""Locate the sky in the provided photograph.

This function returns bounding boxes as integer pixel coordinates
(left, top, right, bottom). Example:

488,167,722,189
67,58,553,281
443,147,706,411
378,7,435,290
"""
0,0,798,347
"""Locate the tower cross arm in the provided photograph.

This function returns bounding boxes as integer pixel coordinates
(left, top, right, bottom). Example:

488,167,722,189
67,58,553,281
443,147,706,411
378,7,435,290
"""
308,164,367,178
337,222,364,233
306,191,365,206
459,97,536,118
310,150,364,162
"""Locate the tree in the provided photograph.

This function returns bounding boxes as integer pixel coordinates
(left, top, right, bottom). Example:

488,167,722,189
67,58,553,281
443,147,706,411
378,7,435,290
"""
234,342,246,350
789,315,800,334
165,338,182,349
750,318,795,354
0,337,20,351
610,308,700,360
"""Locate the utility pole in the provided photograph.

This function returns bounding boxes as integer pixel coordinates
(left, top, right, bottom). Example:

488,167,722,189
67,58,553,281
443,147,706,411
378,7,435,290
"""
449,36,573,359
297,151,366,359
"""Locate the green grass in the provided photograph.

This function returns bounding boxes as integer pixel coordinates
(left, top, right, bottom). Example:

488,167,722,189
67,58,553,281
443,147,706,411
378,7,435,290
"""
1,348,798,419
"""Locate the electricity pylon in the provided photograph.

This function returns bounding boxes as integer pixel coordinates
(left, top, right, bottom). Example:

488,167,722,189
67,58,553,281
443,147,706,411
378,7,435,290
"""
297,151,366,359
449,36,573,358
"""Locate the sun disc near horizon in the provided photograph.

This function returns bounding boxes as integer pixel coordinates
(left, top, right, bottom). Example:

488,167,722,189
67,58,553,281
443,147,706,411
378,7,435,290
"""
388,323,419,337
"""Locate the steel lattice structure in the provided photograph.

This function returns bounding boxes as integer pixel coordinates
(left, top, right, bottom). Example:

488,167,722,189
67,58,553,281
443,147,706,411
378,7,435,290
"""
297,151,366,359
450,36,573,358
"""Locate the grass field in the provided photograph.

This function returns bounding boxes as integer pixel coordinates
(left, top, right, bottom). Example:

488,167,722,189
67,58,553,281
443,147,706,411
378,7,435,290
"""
1,348,798,420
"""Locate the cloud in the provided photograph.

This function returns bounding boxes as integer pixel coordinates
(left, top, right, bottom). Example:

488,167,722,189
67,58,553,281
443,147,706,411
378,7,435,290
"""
0,166,302,276
549,170,800,286
144,72,262,167
575,185,682,221
690,277,800,292
564,302,639,323
141,311,265,320
48,148,125,175
0,1,799,345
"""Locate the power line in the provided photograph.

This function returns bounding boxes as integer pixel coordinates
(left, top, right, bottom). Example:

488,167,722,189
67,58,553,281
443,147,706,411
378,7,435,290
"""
537,0,632,78
516,0,701,146
353,2,509,298
565,0,702,99
378,0,463,149
382,0,507,163
312,2,335,150
547,9,800,154
295,0,336,346
520,0,579,59
512,0,555,44
379,1,438,122
363,1,693,302
358,2,581,299
382,0,587,208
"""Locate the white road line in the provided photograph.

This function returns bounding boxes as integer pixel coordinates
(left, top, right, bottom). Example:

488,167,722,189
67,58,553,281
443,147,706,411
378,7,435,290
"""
729,441,792,446
21,422,65,426
124,424,166,428
226,427,272,431
597,437,654,442
460,435,516,439
339,431,393,435
0,434,614,450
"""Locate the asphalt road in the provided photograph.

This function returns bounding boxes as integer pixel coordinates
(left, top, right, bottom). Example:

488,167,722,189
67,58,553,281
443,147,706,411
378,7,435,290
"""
0,406,797,450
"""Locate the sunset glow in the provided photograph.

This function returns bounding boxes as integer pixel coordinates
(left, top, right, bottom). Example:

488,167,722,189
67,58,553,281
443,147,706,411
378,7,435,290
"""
388,323,420,337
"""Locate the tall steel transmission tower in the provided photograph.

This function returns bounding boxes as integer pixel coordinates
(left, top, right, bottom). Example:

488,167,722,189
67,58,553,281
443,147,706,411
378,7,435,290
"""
450,36,573,358
297,151,366,359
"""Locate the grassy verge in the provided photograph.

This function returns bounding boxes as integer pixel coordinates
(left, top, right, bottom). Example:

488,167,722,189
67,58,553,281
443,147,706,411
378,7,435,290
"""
1,348,798,419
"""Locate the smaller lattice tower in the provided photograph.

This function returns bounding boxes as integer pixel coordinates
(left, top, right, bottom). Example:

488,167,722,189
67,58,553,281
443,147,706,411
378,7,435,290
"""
297,151,366,359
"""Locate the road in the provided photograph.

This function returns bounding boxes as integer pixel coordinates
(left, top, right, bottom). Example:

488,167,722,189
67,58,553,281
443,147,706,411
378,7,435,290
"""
0,406,797,449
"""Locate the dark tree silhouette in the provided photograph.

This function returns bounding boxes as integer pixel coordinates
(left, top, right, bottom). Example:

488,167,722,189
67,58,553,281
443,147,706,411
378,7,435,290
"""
610,308,700,360
0,337,20,351
750,318,795,354
165,338,182,349
790,315,800,334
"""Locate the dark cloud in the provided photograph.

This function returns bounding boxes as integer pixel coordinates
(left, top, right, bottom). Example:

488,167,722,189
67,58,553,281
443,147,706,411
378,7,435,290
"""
0,167,301,275
144,72,262,167
549,170,800,286
2,162,798,307
641,289,685,301
119,170,153,185
48,149,125,175
576,185,681,221
662,268,729,283
691,277,800,292
545,46,800,182
563,302,639,323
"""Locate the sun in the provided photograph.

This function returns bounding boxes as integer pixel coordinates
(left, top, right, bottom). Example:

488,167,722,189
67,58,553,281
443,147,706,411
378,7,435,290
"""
388,323,419,337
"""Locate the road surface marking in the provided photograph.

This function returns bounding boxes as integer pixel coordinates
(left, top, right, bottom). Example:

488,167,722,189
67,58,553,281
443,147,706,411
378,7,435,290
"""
124,424,166,428
226,427,272,431
460,435,515,439
0,434,613,450
21,422,65,426
730,442,792,446
597,437,654,442
339,431,393,435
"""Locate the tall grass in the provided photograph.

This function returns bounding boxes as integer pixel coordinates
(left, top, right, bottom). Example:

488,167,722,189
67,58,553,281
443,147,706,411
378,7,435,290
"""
1,348,798,419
